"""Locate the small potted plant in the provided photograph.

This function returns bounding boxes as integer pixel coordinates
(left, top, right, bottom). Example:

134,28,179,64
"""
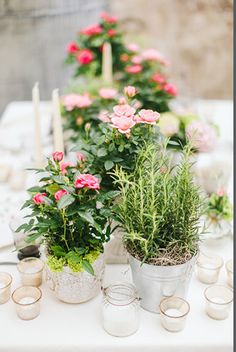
113,142,203,313
204,188,233,239
17,152,116,303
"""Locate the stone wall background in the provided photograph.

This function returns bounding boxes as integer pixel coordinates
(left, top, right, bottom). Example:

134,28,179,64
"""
0,0,233,114
110,0,233,100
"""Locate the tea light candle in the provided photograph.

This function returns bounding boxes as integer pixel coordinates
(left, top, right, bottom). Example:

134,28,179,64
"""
195,252,223,284
17,257,44,287
159,297,190,332
226,259,233,288
12,286,42,320
0,272,12,304
204,285,233,320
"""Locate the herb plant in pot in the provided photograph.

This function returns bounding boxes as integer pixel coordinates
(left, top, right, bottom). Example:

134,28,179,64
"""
113,143,203,313
17,152,115,303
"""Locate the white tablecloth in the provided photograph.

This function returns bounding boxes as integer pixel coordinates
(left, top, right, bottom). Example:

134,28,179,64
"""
0,100,233,352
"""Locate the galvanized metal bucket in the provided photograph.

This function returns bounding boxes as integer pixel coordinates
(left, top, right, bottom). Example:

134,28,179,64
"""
129,254,197,313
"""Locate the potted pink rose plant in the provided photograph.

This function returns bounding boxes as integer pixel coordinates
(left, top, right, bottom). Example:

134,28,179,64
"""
17,151,116,303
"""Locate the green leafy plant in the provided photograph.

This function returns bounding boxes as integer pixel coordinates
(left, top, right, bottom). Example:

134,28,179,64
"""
205,189,233,223
17,152,117,275
113,142,204,265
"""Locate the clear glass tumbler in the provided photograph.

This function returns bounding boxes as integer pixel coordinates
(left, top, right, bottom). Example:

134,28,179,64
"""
12,286,42,320
17,257,44,287
102,282,140,337
225,259,233,288
0,272,12,304
204,285,233,320
159,296,190,332
195,252,223,284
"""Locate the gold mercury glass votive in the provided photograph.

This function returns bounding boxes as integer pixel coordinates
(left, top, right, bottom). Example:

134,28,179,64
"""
17,257,44,286
195,252,223,284
225,259,233,288
12,286,42,320
0,272,12,304
204,285,233,320
159,296,190,332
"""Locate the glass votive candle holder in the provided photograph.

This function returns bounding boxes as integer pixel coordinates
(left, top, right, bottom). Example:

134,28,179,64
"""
17,257,44,286
204,285,233,320
226,259,233,288
12,286,42,320
102,282,140,337
195,252,223,284
0,272,12,304
159,296,190,332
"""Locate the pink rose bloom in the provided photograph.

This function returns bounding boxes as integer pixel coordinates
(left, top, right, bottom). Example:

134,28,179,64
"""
100,12,117,23
75,174,100,190
60,162,73,175
131,55,142,64
136,109,160,125
99,88,117,100
124,86,136,98
152,73,166,84
216,187,226,197
108,29,116,37
113,104,136,118
76,49,93,65
33,193,46,205
186,121,217,153
126,43,140,52
52,151,64,162
81,24,102,35
125,65,142,74
120,53,129,62
66,42,79,54
163,83,177,96
54,189,68,201
111,116,136,134
118,97,127,105
62,94,92,111
77,152,86,162
98,110,110,123
142,49,162,61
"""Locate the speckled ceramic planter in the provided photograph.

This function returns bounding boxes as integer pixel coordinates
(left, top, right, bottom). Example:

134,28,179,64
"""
44,254,105,303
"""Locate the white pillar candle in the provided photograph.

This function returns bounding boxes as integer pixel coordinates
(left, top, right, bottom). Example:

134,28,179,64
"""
102,42,113,85
32,83,44,168
52,89,64,154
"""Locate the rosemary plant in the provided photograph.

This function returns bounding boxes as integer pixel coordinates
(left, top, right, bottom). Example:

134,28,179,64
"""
113,142,204,265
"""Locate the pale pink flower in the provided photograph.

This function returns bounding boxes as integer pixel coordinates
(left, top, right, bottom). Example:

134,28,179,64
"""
60,162,73,175
125,65,142,74
54,189,68,201
100,12,117,24
66,42,79,54
33,193,46,205
163,83,177,96
216,187,226,197
77,152,86,162
118,97,127,105
152,73,166,84
99,88,117,100
131,55,142,64
142,49,163,61
159,113,180,137
75,174,100,190
52,151,64,162
85,122,91,131
98,110,110,123
124,86,136,98
126,43,140,52
113,104,136,117
62,94,92,111
81,24,102,35
135,109,160,125
111,116,136,134
186,121,217,153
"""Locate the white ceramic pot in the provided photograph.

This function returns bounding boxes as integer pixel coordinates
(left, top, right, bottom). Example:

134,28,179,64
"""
45,253,105,303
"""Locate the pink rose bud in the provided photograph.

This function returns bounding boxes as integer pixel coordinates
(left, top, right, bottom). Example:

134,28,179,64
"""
125,65,142,74
85,123,91,131
66,42,79,54
80,24,103,36
60,162,73,175
77,152,86,162
75,174,100,190
163,83,177,96
52,151,64,162
99,88,117,100
118,97,127,105
54,189,68,201
33,193,46,205
124,86,136,98
216,187,226,197
76,49,94,65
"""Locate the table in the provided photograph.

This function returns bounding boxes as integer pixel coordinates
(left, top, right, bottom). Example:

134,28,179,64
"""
0,100,233,352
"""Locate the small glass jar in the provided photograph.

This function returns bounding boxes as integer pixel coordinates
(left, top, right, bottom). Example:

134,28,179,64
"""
17,257,44,287
204,285,233,320
12,286,42,320
102,282,140,337
225,259,233,288
159,296,190,332
0,272,12,304
195,252,223,284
